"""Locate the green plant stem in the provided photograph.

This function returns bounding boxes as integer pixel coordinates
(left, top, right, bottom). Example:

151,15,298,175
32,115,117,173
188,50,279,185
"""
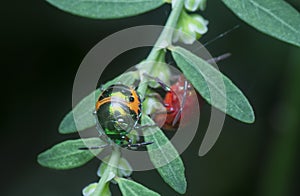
93,2,184,194
146,0,183,62
138,0,184,97
92,147,121,196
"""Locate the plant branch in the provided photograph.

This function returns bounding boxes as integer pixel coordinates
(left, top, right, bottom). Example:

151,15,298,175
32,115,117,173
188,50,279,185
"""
146,0,184,62
92,146,121,196
138,0,184,97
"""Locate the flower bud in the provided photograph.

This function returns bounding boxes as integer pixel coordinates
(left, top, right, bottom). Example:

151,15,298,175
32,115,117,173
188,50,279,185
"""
184,0,197,11
82,183,97,196
173,10,208,44
198,0,207,11
136,51,171,88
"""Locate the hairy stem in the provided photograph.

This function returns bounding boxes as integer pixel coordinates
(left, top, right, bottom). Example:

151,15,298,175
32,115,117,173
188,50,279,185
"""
92,147,120,196
146,0,184,62
138,0,184,97
93,2,185,194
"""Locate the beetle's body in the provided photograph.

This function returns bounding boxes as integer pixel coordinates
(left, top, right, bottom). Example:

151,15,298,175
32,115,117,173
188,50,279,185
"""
95,84,142,147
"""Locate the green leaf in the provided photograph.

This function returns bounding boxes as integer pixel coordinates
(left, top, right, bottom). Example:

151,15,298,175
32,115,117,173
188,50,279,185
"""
46,0,165,19
82,182,98,196
170,46,255,123
37,138,104,169
116,177,160,196
100,183,111,196
117,157,133,177
82,182,111,196
59,89,101,134
222,0,300,47
142,115,187,194
59,71,139,134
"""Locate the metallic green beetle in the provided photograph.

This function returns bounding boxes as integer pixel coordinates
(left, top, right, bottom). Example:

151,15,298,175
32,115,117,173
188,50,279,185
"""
95,84,152,148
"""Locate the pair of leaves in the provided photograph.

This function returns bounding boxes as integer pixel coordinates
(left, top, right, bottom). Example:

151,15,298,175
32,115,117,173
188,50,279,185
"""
222,0,300,47
47,0,300,47
46,0,165,19
83,178,160,196
83,173,160,196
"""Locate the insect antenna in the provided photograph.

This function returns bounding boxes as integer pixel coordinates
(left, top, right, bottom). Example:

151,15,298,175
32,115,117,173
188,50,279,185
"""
206,52,231,64
193,25,240,52
172,80,188,126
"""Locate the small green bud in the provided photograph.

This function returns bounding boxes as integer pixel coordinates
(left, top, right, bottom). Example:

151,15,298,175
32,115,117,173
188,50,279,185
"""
82,182,111,196
98,156,133,179
198,0,207,11
118,157,133,177
185,0,200,11
136,51,171,88
175,0,207,11
97,156,110,177
143,96,165,115
82,183,98,196
173,10,208,44
148,63,171,88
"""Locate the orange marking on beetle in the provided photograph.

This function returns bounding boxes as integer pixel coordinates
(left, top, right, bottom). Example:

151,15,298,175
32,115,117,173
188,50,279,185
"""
96,89,141,116
127,88,141,115
96,97,111,111
96,97,126,110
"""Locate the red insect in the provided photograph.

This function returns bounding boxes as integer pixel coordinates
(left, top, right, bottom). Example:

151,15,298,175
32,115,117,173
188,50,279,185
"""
153,75,202,131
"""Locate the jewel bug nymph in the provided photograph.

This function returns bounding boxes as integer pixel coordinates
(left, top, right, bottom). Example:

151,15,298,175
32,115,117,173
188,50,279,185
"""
152,75,201,131
94,84,152,149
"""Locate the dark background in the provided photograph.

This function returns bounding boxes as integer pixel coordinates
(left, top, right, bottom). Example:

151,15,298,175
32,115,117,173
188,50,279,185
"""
2,1,300,195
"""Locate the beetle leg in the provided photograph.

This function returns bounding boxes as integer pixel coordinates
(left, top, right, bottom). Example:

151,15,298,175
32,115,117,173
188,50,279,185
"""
133,79,141,90
134,124,158,131
144,74,189,126
142,73,176,114
146,92,165,104
79,144,108,150
120,136,152,149
172,80,188,126
143,73,171,92
125,141,154,149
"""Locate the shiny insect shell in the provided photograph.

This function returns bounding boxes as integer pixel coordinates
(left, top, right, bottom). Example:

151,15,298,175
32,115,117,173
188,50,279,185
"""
95,84,142,147
154,75,201,131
